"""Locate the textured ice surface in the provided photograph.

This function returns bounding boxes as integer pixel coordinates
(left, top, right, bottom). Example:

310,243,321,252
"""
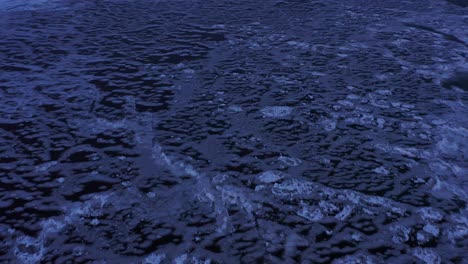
0,0,467,262
0,0,65,11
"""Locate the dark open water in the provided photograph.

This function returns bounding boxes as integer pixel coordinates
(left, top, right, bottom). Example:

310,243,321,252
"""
0,0,467,263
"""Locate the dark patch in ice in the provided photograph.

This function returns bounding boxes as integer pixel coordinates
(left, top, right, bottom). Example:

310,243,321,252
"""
442,71,468,91
446,0,468,7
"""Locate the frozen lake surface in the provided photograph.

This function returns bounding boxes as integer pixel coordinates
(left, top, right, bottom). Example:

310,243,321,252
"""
0,0,467,263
